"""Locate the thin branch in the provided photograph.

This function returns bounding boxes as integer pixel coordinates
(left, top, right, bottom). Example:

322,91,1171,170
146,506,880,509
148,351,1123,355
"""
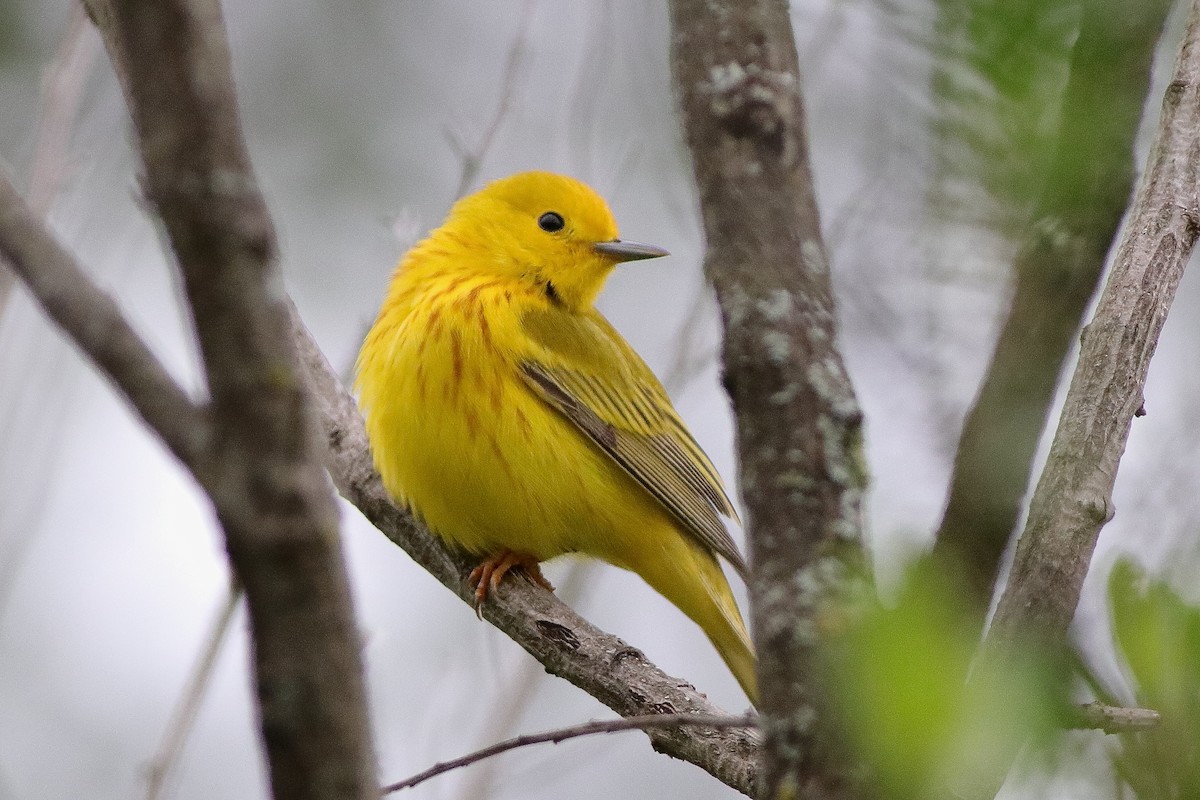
453,560,592,800
931,0,1174,622
948,6,1200,797
0,3,98,324
0,169,210,474
28,4,98,214
145,584,241,800
288,301,762,797
383,712,756,794
669,2,869,797
988,0,1200,653
447,0,535,200
1069,703,1161,734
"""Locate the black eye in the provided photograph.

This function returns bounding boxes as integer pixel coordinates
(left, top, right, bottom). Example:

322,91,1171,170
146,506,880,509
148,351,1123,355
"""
538,212,565,232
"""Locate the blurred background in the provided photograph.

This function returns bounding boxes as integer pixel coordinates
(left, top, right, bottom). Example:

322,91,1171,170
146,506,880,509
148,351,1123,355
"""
0,1,1198,798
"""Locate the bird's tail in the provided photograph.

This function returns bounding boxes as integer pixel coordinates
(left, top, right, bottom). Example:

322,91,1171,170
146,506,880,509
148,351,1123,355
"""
633,536,759,708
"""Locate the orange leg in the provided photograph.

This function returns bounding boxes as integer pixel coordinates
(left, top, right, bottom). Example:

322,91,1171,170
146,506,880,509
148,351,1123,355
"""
468,551,555,609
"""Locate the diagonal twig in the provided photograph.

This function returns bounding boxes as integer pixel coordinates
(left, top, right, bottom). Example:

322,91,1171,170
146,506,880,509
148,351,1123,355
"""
446,0,535,200
0,169,209,474
144,584,241,800
0,4,99,321
988,0,1200,655
27,3,99,216
383,712,756,794
930,0,1174,622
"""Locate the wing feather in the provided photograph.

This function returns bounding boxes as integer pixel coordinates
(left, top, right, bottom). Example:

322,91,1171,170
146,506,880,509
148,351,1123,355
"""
519,306,746,577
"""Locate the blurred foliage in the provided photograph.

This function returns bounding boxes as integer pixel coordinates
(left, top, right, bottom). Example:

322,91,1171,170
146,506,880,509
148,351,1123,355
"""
928,0,1077,231
1106,559,1200,799
825,560,1068,800
908,0,1171,239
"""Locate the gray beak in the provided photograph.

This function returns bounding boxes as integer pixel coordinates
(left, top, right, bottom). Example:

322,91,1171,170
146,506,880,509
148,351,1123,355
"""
593,239,670,262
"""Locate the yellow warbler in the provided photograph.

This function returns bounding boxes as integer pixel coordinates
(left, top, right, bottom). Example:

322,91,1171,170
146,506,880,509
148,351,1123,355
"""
356,171,757,705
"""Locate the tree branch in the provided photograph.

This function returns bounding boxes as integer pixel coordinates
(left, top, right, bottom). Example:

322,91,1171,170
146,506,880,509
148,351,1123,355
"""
1069,702,1161,734
27,3,98,215
669,2,869,797
95,0,379,797
444,0,534,201
988,0,1200,655
145,584,241,800
941,7,1200,797
931,0,1174,623
382,712,756,794
377,698,1156,795
0,169,210,475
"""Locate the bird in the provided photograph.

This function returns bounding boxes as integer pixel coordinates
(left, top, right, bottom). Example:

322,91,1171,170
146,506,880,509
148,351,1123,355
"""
356,171,757,706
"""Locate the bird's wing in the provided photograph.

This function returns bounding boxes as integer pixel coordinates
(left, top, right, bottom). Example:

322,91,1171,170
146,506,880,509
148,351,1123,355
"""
518,304,747,578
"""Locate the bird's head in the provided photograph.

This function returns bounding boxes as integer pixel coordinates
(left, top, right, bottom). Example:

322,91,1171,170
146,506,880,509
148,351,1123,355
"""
441,171,668,311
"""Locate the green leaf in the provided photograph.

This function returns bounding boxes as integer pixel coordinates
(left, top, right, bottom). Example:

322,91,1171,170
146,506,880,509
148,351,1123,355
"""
826,560,1066,800
1107,558,1200,799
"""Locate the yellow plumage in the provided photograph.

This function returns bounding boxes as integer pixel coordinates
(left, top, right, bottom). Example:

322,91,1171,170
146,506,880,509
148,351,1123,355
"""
356,171,757,705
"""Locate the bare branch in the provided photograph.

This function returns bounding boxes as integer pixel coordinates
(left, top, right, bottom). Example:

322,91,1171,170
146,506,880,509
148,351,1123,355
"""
0,3,99,324
289,302,762,796
937,8,1200,798
28,4,99,214
89,0,379,796
931,0,1174,622
988,0,1200,653
448,0,535,200
145,584,241,800
1069,702,1161,734
0,169,210,474
379,699,1153,795
383,712,756,794
453,561,593,800
669,2,869,797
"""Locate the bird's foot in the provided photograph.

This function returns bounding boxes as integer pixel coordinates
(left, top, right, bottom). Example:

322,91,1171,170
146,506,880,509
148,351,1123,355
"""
469,551,554,613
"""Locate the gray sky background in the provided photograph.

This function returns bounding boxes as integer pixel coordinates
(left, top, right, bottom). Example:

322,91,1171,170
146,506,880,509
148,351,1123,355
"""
1,2,1198,799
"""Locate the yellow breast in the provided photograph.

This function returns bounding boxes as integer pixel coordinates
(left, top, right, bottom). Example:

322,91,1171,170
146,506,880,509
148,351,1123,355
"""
356,271,666,564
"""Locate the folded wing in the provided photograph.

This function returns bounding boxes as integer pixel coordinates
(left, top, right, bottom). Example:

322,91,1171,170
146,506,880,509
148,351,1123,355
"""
518,305,747,578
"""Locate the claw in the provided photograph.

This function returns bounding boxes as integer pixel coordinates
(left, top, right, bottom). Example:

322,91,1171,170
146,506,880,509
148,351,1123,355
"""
468,551,555,613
